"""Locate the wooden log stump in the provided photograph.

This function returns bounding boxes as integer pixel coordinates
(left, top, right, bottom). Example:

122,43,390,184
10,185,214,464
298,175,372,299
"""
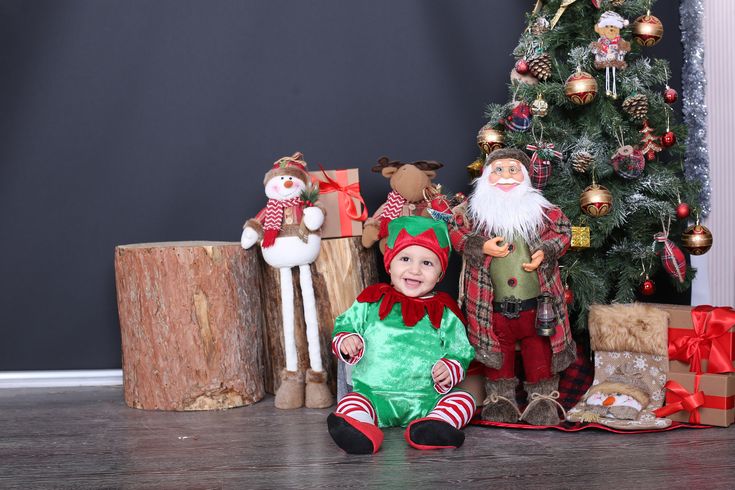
259,236,379,394
115,241,265,411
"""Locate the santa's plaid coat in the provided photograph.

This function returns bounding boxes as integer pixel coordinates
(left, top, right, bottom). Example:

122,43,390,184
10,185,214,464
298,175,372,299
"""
449,204,576,374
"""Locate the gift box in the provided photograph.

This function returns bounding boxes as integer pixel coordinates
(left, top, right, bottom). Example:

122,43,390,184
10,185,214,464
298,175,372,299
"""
654,371,735,427
655,304,735,374
309,168,367,238
570,225,590,250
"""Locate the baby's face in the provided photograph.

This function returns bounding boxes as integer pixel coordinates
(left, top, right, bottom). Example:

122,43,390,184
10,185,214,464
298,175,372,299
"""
389,245,442,298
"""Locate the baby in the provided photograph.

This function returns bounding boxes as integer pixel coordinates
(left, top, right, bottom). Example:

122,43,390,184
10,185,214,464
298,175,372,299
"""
327,216,475,454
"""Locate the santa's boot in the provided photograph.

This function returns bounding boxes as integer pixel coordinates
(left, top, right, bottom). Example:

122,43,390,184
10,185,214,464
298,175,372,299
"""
481,378,521,423
274,369,305,410
521,376,562,426
305,369,334,409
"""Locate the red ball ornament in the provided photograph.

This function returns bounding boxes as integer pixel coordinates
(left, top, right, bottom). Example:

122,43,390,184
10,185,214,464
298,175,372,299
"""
676,202,690,220
563,287,574,305
664,87,678,104
661,131,677,148
640,278,656,296
515,59,530,75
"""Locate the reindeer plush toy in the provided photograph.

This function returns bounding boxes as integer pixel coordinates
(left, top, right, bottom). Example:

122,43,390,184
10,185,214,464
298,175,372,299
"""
241,152,333,409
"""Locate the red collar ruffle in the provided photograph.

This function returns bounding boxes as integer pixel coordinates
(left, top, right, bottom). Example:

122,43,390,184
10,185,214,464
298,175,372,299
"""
356,283,466,329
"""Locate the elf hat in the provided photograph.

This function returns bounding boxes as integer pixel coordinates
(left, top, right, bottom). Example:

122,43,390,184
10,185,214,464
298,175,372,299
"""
383,216,451,275
597,11,628,29
263,152,310,186
484,147,531,171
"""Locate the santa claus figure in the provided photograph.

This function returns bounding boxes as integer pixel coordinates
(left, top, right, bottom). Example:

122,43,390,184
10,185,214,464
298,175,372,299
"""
450,148,576,425
241,152,333,410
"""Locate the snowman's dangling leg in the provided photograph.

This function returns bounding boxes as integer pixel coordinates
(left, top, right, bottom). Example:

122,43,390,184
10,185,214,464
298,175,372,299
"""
299,263,334,408
612,67,617,99
279,267,298,372
299,264,323,372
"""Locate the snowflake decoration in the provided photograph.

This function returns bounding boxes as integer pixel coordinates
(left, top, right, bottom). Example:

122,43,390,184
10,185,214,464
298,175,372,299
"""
605,364,616,375
633,356,648,370
651,390,663,401
623,352,632,359
595,356,603,368
610,352,621,359
658,374,667,384
640,412,655,422
649,366,660,376
652,355,663,362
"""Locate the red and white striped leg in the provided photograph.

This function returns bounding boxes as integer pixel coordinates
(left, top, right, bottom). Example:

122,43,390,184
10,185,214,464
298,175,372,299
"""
327,392,384,454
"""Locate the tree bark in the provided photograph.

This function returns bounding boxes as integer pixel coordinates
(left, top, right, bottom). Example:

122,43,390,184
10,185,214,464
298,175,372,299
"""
259,237,379,394
115,241,264,411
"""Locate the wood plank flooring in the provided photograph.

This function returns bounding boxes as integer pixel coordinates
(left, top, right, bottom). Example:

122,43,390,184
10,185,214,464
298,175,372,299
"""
1,386,734,489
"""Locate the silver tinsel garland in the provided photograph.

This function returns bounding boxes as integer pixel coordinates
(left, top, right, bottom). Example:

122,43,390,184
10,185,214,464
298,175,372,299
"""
680,0,711,216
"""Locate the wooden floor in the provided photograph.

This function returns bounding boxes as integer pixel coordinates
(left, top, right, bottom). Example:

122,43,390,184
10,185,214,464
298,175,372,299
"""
1,387,735,489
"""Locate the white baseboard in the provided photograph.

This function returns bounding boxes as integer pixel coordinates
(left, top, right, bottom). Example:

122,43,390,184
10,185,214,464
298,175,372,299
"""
0,369,123,388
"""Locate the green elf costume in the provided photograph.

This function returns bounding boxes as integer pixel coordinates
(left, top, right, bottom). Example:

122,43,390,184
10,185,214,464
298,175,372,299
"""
327,216,476,454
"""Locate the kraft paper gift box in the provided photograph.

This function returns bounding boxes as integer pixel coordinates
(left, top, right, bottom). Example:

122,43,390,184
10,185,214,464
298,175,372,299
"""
654,304,735,374
309,168,366,239
654,371,735,427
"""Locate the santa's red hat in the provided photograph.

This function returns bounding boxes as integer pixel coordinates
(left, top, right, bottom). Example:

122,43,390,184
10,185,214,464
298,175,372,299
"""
263,152,310,185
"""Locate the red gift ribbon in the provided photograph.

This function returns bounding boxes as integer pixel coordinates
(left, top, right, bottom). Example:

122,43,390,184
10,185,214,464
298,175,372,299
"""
653,378,706,423
669,305,735,374
315,166,367,235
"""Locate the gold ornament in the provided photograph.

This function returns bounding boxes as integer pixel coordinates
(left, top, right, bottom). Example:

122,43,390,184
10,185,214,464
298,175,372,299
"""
564,70,598,105
477,125,505,154
681,222,713,255
528,53,552,81
467,158,485,179
632,13,664,47
580,183,613,217
530,94,549,117
571,225,591,249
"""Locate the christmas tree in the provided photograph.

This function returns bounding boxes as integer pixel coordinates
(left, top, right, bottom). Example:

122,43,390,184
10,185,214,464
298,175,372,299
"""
477,0,703,331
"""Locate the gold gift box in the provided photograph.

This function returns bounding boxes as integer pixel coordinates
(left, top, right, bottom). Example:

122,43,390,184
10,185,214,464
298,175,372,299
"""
571,226,590,249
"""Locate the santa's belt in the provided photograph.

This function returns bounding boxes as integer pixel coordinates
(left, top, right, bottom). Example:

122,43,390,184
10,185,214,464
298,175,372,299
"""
492,297,537,319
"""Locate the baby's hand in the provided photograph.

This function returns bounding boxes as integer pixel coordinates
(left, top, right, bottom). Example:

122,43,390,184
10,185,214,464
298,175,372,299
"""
340,335,364,358
432,361,451,388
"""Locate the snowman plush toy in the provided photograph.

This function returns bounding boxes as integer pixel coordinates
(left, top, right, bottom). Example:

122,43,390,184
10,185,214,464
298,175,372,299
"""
241,152,333,409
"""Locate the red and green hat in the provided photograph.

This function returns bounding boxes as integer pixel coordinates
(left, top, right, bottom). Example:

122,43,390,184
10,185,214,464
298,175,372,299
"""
383,216,451,275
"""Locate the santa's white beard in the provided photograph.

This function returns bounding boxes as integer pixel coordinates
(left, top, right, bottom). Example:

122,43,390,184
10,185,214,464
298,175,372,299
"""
468,166,552,243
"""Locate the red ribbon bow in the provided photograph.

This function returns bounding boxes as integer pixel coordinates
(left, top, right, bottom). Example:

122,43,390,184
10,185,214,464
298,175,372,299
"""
526,143,563,161
653,378,705,424
669,305,735,374
316,166,367,222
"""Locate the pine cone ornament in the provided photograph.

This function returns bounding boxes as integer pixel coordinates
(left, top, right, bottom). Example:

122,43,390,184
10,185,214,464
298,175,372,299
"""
610,0,625,6
622,94,648,121
571,150,594,173
528,53,552,81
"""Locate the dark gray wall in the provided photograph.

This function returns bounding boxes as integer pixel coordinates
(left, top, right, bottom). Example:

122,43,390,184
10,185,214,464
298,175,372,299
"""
0,1,683,370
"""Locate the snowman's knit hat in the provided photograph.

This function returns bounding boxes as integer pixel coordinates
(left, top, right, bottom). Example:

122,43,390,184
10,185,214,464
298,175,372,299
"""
263,152,310,185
